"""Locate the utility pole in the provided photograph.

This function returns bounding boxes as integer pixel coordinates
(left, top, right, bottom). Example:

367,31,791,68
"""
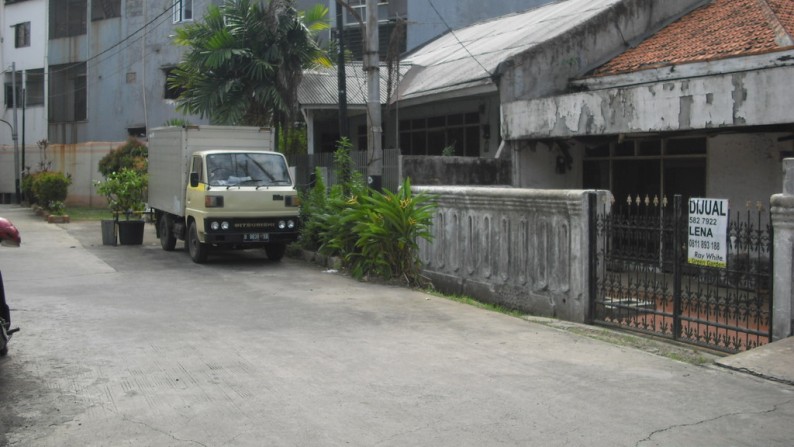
11,63,20,203
336,0,348,140
365,0,382,189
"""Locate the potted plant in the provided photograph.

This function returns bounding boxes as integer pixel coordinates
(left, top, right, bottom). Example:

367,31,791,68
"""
95,168,148,245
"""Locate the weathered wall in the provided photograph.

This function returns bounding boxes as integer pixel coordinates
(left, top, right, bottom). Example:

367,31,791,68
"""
513,140,584,189
708,133,788,211
402,156,511,186
414,186,606,323
503,63,794,140
771,159,794,340
498,0,707,103
0,141,121,207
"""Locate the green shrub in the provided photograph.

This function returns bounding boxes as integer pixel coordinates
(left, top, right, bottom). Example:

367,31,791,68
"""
21,172,39,204
98,138,148,177
297,138,437,285
325,178,436,285
95,168,148,219
32,171,72,209
297,167,328,250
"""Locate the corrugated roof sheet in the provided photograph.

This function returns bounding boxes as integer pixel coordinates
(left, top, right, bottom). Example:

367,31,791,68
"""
397,0,624,101
593,0,794,76
298,62,411,107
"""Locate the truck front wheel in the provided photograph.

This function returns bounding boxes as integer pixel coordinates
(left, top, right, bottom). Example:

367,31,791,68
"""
159,214,177,251
265,243,286,262
187,221,209,263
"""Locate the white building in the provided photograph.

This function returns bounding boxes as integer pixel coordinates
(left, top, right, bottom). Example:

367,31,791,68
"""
0,0,47,203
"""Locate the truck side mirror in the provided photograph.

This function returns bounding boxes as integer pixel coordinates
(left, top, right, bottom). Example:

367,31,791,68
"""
190,172,199,188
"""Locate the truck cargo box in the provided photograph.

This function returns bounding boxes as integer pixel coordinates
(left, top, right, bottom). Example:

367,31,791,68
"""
148,126,273,216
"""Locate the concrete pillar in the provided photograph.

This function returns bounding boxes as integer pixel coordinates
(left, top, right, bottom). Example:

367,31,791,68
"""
771,158,794,340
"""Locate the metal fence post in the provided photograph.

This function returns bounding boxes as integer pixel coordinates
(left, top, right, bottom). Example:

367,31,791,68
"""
672,194,682,340
587,192,597,324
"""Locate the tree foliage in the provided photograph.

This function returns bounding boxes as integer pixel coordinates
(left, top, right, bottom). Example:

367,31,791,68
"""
169,0,331,131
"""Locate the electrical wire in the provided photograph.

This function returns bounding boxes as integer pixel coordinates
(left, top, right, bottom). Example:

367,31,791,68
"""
425,0,492,78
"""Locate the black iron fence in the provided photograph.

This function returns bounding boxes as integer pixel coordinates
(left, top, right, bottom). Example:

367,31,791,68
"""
591,194,773,353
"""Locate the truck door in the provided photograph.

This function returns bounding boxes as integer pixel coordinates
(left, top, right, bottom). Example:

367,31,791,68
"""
185,155,207,227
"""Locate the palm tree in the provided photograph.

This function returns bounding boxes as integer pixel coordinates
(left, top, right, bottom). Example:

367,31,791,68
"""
170,0,330,135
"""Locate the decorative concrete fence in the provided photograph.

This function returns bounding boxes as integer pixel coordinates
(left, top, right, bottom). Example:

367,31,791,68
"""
413,186,608,323
771,159,794,340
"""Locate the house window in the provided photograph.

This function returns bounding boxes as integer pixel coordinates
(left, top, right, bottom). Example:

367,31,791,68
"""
342,0,389,26
173,0,193,23
583,137,707,204
4,70,44,107
50,0,87,39
26,69,45,106
48,63,87,122
399,112,481,157
163,67,184,100
14,22,30,48
91,0,121,21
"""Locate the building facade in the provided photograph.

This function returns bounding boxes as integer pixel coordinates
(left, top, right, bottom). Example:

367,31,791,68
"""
46,0,215,144
0,0,48,201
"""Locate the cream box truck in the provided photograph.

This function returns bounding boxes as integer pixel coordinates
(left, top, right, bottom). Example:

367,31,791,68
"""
148,126,300,263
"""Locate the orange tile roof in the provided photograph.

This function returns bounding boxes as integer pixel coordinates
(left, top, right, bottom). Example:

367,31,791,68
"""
592,0,794,76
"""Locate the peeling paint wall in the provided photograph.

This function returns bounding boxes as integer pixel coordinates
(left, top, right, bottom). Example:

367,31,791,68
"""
503,65,794,140
498,0,706,102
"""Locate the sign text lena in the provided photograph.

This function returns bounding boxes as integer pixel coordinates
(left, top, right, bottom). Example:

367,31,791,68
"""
687,198,728,268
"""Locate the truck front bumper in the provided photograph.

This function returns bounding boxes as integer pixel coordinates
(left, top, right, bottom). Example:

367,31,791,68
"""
202,217,300,245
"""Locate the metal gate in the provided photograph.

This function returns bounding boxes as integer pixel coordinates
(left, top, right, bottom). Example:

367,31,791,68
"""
590,194,773,353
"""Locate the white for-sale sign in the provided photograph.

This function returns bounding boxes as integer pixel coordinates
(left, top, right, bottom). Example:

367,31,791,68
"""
687,198,729,268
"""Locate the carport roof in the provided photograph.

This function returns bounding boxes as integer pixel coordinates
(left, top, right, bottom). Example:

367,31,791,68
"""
298,62,411,109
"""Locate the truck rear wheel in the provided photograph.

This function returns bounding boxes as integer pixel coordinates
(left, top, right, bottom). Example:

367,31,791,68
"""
187,221,208,263
159,214,177,251
265,243,286,262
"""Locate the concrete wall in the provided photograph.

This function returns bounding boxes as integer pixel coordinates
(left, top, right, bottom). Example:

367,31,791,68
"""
414,186,605,323
498,0,707,104
708,133,789,213
503,61,794,140
0,141,121,207
513,140,584,189
771,159,794,340
402,156,511,186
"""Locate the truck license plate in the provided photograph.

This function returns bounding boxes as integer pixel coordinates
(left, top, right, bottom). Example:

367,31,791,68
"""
243,233,269,242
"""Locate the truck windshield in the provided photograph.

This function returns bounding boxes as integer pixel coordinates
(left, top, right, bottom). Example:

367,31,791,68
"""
206,153,291,187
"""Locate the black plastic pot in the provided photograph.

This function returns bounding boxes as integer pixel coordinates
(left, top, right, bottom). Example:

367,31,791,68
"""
117,220,145,245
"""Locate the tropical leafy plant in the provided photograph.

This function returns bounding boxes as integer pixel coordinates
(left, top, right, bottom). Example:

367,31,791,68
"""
327,178,436,285
169,0,331,136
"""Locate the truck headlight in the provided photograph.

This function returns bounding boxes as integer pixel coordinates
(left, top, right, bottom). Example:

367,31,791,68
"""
210,221,220,231
221,221,230,230
278,220,286,230
287,219,295,229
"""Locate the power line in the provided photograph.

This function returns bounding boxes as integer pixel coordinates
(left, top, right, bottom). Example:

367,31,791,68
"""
425,0,492,78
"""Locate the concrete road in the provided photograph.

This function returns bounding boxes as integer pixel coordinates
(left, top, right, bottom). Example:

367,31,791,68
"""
0,205,792,446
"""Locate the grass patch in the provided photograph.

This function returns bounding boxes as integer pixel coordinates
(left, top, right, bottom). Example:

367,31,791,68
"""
64,206,112,221
425,289,525,318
